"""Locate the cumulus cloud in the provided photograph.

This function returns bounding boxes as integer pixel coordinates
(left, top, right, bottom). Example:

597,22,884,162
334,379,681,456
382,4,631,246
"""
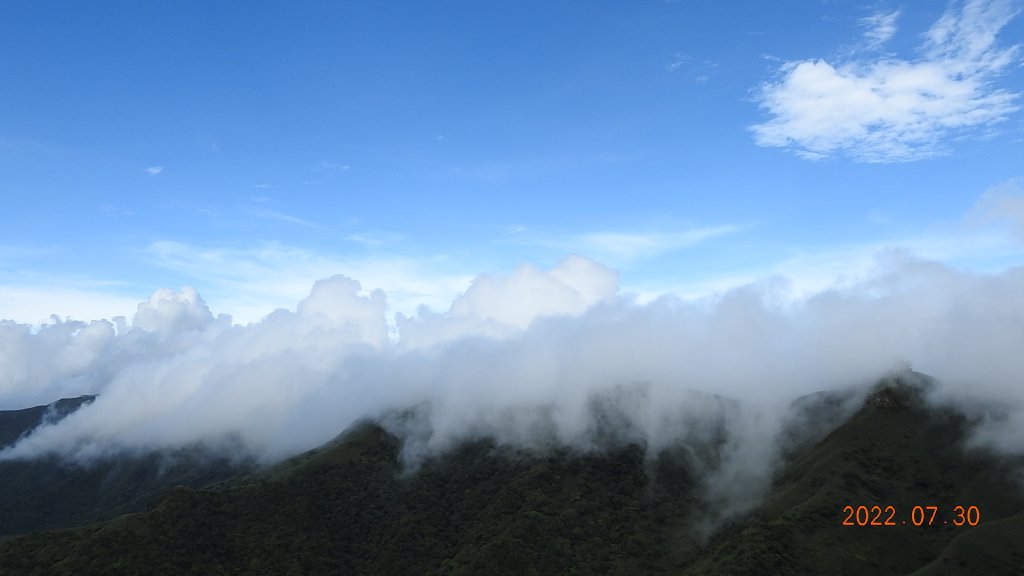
0,285,140,328
133,287,217,334
144,240,474,325
751,0,1021,162
145,166,164,175
396,255,618,349
1,248,1024,529
297,276,389,348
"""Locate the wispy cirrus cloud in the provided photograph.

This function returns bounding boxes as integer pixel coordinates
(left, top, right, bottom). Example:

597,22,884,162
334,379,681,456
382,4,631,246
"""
247,208,324,229
860,9,901,49
666,53,691,72
666,53,718,83
966,177,1024,240
345,231,406,247
571,226,741,261
751,0,1021,163
509,224,741,265
630,180,1024,304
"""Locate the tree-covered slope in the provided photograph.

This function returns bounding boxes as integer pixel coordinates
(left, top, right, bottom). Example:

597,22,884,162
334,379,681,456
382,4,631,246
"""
0,397,253,538
1,378,1022,575
682,382,1024,575
0,423,706,575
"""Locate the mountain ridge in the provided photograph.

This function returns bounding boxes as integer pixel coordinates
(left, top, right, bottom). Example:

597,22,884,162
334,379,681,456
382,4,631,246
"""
1,373,1022,574
0,395,96,450
0,395,253,538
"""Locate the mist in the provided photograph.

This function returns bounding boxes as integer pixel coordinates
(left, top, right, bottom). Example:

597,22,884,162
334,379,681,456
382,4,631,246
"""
2,251,1024,517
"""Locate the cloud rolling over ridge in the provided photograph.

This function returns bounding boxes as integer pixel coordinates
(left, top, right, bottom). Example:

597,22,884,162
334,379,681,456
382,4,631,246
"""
0,250,1022,473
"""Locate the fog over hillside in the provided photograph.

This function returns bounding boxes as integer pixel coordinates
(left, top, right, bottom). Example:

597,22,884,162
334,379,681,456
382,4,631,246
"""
2,250,1024,517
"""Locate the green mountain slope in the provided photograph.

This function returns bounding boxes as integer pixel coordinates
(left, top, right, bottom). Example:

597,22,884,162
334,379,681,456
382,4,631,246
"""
0,376,1022,575
682,381,1024,575
0,424,705,575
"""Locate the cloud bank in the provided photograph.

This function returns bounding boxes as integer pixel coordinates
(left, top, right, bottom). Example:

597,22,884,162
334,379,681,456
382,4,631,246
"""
2,251,1024,520
751,0,1021,162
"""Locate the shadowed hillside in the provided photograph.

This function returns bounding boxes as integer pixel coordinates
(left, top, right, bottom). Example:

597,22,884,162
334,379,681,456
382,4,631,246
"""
0,396,95,450
0,398,254,538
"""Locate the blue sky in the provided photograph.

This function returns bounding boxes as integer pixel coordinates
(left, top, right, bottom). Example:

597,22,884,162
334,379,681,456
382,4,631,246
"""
2,0,1023,325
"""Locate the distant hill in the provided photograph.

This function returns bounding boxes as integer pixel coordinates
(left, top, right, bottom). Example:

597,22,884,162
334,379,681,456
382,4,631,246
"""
0,397,253,538
0,373,1022,574
0,395,96,450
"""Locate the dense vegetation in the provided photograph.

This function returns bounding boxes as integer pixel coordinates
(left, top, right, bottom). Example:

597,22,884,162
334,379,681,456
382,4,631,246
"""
0,398,252,537
687,382,1024,575
0,376,1022,575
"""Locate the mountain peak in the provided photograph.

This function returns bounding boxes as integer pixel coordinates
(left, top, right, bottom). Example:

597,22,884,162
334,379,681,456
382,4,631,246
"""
863,369,934,411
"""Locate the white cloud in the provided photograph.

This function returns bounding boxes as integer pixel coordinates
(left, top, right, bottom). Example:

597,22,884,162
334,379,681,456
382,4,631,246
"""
99,204,133,217
345,231,406,247
0,285,139,327
133,286,216,334
574,227,739,260
516,225,740,265
5,249,1024,530
666,53,690,72
751,0,1021,162
144,241,474,325
625,180,1024,304
966,177,1024,239
318,161,350,171
248,208,323,229
3,193,1024,520
666,53,718,83
297,276,390,348
397,256,619,349
860,9,901,49
145,166,164,175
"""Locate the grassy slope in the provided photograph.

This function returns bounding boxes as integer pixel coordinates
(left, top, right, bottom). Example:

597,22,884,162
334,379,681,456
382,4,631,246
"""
1,382,1023,575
